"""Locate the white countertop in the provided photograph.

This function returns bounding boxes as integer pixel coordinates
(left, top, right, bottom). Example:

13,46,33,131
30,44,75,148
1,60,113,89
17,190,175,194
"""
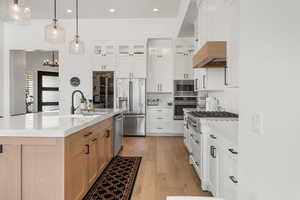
0,109,122,138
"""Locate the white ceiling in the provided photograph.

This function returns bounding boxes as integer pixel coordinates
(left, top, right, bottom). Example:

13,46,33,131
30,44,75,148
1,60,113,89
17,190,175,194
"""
17,0,181,19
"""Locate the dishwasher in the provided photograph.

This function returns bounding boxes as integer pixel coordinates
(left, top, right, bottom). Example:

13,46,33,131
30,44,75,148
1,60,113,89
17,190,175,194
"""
113,113,124,156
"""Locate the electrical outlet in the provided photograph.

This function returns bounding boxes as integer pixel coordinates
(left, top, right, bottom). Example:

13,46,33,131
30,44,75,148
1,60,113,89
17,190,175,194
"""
251,112,264,135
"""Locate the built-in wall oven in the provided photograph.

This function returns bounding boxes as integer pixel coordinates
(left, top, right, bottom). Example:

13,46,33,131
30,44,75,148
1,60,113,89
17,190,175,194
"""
174,97,197,120
174,80,196,96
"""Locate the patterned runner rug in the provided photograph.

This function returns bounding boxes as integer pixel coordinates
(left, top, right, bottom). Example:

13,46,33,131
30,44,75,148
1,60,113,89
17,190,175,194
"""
83,156,142,200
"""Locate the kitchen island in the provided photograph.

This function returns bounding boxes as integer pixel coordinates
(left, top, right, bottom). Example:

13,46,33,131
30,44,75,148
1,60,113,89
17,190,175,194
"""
0,109,122,200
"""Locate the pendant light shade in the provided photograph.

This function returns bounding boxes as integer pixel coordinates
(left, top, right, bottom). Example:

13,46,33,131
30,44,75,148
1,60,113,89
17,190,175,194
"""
69,36,85,55
8,0,31,23
45,0,65,44
69,0,85,55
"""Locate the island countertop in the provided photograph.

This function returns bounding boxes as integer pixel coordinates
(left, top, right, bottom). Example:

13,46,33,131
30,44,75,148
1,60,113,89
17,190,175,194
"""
0,109,123,138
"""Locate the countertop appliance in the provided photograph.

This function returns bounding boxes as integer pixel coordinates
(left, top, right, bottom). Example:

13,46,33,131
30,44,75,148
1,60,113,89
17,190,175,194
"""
174,80,196,97
174,96,197,120
116,78,146,136
113,113,124,156
93,72,114,109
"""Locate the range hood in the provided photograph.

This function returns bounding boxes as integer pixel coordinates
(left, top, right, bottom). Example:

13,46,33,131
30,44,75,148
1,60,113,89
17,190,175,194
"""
193,41,226,68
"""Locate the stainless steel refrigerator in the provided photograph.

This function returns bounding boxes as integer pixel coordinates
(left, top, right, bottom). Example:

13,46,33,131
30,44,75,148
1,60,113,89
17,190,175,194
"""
116,78,146,136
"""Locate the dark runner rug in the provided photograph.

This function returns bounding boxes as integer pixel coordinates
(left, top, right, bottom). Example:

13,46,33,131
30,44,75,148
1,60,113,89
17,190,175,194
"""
83,156,142,200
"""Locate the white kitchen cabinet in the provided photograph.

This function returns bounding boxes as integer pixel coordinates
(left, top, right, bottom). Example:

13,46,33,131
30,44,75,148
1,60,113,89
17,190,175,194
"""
207,134,219,197
147,108,183,136
91,42,116,71
116,43,146,78
174,39,194,80
147,40,173,93
194,68,224,91
219,148,238,200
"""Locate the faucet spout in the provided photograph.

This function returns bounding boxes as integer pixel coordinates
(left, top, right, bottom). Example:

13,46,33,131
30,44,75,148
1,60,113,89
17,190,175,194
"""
71,90,86,114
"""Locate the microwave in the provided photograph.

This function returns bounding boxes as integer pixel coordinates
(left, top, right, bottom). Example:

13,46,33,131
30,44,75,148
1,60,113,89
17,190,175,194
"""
174,80,196,96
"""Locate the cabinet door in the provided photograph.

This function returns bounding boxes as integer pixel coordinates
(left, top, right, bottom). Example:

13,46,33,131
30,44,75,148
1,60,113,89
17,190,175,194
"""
208,140,219,196
66,133,88,200
132,56,146,78
87,137,99,187
97,131,107,173
0,145,21,200
117,56,132,78
219,150,238,200
104,128,113,162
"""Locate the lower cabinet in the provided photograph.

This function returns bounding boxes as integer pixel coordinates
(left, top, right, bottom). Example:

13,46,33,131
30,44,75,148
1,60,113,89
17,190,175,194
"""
65,118,113,200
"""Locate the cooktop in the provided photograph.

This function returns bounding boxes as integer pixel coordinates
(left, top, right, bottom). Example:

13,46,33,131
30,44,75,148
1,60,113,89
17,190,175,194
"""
189,111,239,118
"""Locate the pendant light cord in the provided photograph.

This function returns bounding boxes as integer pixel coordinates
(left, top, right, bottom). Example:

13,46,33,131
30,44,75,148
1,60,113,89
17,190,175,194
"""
53,0,57,23
76,0,79,38
14,0,18,5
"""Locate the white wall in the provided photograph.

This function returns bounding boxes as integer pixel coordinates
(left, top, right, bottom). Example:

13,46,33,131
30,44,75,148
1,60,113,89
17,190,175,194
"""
238,0,300,200
2,18,177,115
0,19,4,116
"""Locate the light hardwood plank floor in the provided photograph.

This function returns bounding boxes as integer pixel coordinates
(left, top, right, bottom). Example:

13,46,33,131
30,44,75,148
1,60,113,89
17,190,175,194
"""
120,136,211,200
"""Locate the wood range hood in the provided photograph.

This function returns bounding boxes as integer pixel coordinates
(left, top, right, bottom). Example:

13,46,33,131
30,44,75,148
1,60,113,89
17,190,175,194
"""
193,41,227,68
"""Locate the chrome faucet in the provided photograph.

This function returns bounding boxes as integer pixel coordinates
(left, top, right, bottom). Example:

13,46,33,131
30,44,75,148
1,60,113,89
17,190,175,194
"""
71,90,86,114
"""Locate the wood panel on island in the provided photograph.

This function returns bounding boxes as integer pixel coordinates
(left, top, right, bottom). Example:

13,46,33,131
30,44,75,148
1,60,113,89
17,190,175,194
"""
0,118,113,200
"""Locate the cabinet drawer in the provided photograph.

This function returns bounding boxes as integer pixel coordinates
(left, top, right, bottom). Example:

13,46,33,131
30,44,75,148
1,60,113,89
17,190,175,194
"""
147,108,172,115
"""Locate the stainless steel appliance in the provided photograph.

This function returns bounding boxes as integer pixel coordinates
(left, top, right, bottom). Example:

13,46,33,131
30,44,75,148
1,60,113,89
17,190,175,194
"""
113,113,124,156
116,78,146,136
174,97,197,120
174,80,196,97
93,72,114,108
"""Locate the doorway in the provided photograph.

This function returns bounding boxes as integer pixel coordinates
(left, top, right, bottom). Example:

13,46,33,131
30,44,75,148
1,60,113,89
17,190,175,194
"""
37,71,59,112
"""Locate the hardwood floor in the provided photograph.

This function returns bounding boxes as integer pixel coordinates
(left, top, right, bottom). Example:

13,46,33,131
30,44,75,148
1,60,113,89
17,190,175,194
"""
120,136,211,200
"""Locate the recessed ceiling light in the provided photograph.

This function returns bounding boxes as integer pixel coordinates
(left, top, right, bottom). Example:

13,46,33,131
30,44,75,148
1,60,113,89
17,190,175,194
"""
67,9,72,13
153,8,159,12
109,8,116,13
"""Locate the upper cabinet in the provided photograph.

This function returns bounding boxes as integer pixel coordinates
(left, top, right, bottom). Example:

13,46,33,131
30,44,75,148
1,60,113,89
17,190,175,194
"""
91,41,117,71
174,39,194,80
117,42,147,78
147,39,173,93
90,41,147,78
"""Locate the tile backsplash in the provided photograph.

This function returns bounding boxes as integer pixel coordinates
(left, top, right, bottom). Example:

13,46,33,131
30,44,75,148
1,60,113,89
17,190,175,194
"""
147,93,173,106
208,88,239,114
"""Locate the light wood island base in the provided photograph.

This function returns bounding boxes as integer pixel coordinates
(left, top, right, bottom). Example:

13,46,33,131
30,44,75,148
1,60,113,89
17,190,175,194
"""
0,118,113,200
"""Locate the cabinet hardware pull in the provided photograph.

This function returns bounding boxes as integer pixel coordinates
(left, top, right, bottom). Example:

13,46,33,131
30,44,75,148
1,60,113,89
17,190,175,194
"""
195,79,198,91
84,132,93,137
211,146,217,158
106,129,110,137
224,65,228,86
92,138,97,142
0,144,3,153
85,144,90,155
195,140,200,144
203,75,206,89
229,176,238,184
228,148,238,155
210,134,217,139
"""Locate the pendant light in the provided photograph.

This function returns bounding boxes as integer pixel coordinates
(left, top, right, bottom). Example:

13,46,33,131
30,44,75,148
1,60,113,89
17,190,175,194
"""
69,0,85,55
8,0,31,23
42,51,59,67
45,0,65,44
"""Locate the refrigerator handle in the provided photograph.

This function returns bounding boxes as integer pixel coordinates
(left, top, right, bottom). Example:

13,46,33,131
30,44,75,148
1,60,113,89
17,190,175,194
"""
129,80,133,112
